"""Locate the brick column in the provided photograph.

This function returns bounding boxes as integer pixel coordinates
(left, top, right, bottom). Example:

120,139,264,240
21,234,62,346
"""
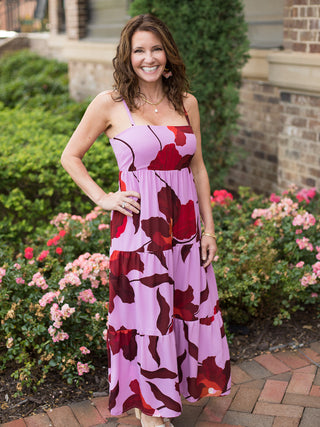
49,0,59,34
283,0,320,52
49,0,66,34
65,0,87,40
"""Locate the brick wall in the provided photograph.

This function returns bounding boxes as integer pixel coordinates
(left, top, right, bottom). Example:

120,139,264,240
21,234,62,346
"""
284,0,320,53
65,0,87,40
279,92,320,189
228,83,320,193
228,81,280,193
227,0,320,193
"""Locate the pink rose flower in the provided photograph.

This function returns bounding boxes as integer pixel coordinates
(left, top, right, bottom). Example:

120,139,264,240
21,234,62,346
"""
98,224,109,230
79,346,90,355
312,261,320,277
24,247,33,259
296,237,313,252
39,291,60,307
78,289,96,304
38,250,49,262
300,273,317,287
269,193,281,203
296,187,317,204
77,362,90,376
212,189,233,206
0,267,6,283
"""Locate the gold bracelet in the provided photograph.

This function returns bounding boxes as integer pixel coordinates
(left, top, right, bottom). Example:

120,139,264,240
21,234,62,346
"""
202,232,217,239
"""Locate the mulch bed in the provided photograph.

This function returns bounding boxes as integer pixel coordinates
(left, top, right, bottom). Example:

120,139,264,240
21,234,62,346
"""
1,306,319,424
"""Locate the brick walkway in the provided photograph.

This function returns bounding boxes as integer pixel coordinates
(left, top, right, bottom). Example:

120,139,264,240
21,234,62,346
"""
2,341,320,427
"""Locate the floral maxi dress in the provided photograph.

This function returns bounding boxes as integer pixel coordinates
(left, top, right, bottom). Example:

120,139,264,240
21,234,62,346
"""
107,100,231,418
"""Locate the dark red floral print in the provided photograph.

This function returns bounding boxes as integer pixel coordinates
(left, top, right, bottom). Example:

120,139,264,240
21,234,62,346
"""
110,250,144,276
122,379,155,416
107,105,231,417
174,285,199,321
156,289,171,335
141,217,172,252
157,185,196,241
167,125,193,146
110,173,128,238
187,357,230,399
148,144,193,170
107,326,138,361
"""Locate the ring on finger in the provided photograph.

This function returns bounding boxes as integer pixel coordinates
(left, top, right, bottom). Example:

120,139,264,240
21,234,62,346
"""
121,202,126,208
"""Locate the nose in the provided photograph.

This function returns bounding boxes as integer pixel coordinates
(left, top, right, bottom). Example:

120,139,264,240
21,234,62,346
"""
144,50,154,63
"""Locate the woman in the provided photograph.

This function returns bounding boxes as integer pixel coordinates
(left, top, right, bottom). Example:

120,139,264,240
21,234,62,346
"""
61,13,230,427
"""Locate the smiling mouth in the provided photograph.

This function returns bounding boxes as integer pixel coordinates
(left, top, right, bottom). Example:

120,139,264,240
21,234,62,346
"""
141,66,159,73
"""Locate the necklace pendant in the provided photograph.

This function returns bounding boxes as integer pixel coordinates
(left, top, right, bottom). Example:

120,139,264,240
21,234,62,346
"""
154,108,158,113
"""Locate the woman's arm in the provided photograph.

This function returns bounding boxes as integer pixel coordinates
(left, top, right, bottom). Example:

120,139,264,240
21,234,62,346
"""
185,94,217,267
61,92,140,216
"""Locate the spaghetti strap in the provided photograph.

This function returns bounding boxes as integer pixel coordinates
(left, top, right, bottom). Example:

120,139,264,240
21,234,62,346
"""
183,106,191,126
123,99,135,126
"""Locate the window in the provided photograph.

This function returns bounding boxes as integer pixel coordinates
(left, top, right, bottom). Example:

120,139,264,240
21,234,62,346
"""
87,0,131,40
244,0,285,49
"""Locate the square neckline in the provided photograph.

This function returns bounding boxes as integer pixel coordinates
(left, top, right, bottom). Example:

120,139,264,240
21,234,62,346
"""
110,124,193,141
110,99,193,141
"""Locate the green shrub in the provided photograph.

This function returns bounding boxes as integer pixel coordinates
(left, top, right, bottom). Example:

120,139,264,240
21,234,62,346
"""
0,50,68,108
0,50,67,82
0,50,119,246
130,0,250,187
0,107,118,246
0,50,89,121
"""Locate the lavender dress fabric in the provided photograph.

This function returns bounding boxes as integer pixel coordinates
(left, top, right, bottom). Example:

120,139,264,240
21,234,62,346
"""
106,100,231,418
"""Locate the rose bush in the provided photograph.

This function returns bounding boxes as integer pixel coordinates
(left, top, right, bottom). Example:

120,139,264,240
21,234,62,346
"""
1,185,319,394
213,185,320,325
0,207,111,393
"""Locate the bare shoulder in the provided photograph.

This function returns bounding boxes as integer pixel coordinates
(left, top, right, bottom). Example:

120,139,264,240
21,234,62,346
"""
84,90,123,131
183,93,199,120
183,93,200,131
184,93,199,110
90,90,118,109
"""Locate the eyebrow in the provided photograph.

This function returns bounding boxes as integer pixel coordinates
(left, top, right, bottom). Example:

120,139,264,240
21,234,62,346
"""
132,44,163,49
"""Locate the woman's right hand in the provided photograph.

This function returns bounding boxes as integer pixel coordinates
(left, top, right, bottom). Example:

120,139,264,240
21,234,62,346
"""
97,191,141,216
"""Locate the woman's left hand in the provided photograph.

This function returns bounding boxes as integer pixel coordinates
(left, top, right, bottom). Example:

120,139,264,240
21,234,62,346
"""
201,235,217,268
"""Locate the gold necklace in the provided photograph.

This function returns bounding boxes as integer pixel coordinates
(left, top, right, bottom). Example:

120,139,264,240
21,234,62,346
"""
140,93,166,113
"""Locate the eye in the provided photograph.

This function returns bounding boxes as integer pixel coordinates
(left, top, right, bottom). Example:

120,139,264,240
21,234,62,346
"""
133,48,143,53
154,47,163,51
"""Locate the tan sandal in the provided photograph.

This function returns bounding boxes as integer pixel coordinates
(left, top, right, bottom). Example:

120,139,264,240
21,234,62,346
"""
135,408,173,427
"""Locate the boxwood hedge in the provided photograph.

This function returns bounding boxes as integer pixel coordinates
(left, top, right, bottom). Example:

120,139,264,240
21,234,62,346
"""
0,51,118,247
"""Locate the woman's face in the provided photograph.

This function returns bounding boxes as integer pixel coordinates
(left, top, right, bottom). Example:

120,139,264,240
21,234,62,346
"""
130,30,167,85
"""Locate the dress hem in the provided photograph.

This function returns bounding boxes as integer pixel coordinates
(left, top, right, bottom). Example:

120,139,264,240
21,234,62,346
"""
109,386,232,417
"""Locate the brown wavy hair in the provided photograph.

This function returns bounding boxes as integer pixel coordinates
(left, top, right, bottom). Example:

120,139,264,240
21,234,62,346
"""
112,14,189,114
